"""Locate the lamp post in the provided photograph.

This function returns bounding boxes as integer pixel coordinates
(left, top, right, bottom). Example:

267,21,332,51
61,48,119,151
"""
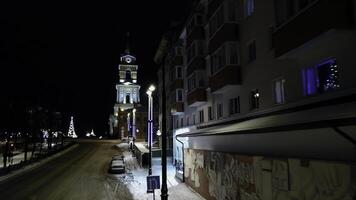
146,85,155,176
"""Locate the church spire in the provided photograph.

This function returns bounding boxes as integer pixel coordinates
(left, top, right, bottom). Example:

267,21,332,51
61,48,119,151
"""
125,32,130,54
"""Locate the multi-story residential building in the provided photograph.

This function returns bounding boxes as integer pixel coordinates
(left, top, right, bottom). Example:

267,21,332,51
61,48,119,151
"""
156,0,356,199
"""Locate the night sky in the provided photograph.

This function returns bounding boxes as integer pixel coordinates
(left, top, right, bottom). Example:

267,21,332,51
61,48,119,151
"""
0,1,190,135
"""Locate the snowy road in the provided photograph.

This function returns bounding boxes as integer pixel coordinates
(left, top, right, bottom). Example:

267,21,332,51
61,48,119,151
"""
0,140,133,200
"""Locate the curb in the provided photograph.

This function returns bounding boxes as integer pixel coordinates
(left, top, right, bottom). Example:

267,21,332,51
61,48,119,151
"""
0,143,79,183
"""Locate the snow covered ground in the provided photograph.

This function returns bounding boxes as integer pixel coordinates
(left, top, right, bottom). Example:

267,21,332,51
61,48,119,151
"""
115,142,204,200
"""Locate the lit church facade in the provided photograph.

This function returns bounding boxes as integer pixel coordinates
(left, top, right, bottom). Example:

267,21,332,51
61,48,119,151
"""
108,35,155,141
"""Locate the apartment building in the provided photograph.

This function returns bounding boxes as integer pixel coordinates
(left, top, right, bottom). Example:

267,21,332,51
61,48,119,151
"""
156,0,356,199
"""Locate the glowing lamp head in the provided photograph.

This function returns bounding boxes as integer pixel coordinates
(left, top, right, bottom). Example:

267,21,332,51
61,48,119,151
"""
148,85,156,92
146,90,152,96
156,130,162,136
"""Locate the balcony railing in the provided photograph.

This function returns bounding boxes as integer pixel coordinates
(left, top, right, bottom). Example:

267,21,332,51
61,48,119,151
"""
171,102,184,115
187,27,205,46
187,57,205,76
187,88,207,107
169,79,184,91
209,23,239,54
209,65,241,93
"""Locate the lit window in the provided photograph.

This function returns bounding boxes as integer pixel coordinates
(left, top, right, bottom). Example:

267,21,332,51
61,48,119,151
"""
245,0,255,17
274,79,286,104
302,58,340,96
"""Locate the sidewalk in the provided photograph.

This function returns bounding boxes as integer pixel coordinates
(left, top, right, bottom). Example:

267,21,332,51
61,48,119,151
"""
115,143,204,200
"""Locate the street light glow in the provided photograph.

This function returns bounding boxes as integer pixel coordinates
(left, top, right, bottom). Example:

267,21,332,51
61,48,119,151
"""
148,85,156,92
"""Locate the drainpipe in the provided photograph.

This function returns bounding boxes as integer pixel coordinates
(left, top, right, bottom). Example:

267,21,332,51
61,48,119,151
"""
175,135,185,182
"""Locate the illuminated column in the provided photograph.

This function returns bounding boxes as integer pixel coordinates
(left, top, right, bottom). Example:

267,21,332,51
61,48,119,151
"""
132,109,136,139
127,113,130,135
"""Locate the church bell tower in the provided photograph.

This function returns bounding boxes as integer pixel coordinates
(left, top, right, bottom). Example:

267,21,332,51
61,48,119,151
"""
113,33,140,140
114,32,140,112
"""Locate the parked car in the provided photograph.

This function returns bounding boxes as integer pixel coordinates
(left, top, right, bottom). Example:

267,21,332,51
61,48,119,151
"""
109,160,125,174
112,154,125,162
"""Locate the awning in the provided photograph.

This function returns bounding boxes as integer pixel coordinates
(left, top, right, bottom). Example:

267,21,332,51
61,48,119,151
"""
177,101,356,161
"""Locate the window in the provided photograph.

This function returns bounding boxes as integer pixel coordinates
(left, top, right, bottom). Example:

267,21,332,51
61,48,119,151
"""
187,41,205,64
250,89,260,109
187,117,190,126
180,118,184,127
217,103,223,119
176,66,183,78
227,0,238,22
209,6,224,38
248,40,256,62
199,110,204,123
245,0,255,17
208,106,214,121
274,79,286,104
193,114,196,125
229,97,240,115
187,14,204,34
188,74,196,91
176,119,179,128
303,58,340,96
210,42,239,75
176,89,184,102
126,70,132,80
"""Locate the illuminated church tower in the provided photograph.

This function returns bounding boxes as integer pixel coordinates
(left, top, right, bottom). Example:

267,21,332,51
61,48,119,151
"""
112,33,140,139
115,33,140,112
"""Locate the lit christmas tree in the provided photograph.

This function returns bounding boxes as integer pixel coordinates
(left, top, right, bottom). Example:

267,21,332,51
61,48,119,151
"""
68,116,78,138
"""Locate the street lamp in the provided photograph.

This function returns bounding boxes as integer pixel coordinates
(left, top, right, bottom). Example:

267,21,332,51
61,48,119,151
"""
146,84,155,175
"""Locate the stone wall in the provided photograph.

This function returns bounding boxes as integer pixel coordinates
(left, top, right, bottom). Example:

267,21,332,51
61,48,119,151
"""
184,148,355,200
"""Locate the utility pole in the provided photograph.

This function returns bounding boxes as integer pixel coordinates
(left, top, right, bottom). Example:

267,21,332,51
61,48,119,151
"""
161,63,168,199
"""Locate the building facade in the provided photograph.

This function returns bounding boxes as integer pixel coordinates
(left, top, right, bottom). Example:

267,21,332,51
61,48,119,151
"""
156,0,356,199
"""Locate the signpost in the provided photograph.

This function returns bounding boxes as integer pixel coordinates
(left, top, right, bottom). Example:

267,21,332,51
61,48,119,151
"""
147,175,160,200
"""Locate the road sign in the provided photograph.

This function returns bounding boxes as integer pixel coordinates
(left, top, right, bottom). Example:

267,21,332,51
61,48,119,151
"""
147,175,160,193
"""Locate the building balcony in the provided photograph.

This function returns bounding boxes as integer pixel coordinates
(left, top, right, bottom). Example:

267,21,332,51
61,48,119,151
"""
208,23,239,54
209,65,241,93
187,27,205,46
187,56,206,76
273,0,354,57
169,79,184,91
187,88,207,107
171,102,184,115
207,0,223,19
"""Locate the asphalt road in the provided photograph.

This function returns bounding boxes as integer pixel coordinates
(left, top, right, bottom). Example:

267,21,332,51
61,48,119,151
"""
0,139,133,200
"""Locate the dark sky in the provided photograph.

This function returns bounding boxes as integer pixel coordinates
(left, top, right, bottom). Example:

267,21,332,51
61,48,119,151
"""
0,1,190,135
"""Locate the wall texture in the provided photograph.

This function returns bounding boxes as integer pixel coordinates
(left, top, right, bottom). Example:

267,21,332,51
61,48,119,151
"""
184,148,355,200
